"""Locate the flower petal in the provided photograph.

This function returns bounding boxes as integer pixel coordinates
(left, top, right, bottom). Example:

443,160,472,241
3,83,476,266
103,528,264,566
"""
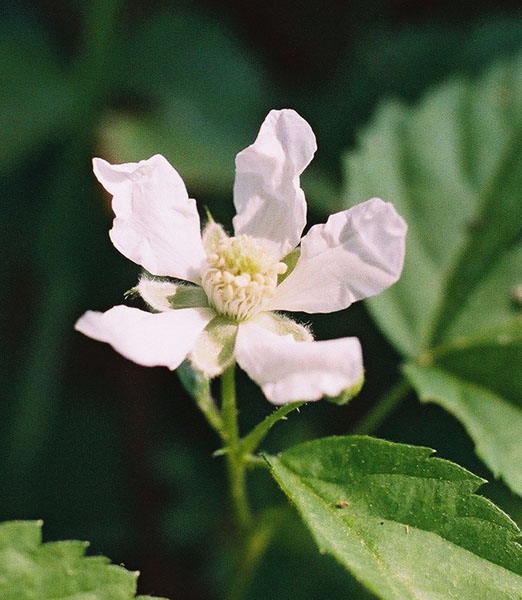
233,109,317,257
93,154,205,283
269,198,407,313
75,305,214,370
235,320,363,404
137,277,208,311
189,316,238,378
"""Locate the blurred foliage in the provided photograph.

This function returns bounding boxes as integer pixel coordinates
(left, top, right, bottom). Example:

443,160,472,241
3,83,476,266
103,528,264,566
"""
0,20,77,172
2,1,522,598
305,16,522,165
344,53,522,496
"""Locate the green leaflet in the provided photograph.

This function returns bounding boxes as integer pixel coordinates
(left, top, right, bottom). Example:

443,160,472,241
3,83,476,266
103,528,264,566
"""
343,53,522,496
0,521,168,600
266,436,522,600
404,362,522,496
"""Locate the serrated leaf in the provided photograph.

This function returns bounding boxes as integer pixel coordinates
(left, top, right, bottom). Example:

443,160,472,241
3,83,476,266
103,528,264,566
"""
266,436,522,600
404,361,522,500
0,521,168,599
343,53,522,494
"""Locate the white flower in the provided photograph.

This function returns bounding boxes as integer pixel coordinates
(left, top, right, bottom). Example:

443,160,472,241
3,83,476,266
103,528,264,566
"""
75,109,407,404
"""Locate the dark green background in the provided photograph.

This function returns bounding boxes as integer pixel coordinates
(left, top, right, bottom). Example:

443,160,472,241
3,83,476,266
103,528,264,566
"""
2,1,522,597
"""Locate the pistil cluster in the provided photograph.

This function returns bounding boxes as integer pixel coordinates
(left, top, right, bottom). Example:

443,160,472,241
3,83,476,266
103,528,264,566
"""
202,234,287,321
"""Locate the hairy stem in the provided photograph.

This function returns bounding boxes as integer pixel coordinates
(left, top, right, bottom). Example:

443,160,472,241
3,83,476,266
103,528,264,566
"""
221,365,251,530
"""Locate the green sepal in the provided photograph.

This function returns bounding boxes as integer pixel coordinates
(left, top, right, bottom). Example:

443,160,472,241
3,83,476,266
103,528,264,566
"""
167,286,209,309
253,311,312,342
189,315,238,377
326,374,365,405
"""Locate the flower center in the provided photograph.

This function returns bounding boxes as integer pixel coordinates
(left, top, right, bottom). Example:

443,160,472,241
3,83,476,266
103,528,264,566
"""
201,234,287,321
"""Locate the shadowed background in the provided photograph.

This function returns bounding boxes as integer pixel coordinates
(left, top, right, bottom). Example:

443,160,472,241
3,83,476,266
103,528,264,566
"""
2,1,522,597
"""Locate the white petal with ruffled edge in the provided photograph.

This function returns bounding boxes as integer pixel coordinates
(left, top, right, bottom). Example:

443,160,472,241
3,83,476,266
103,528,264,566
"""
235,320,363,405
93,154,205,283
233,109,317,258
269,197,407,313
75,305,214,370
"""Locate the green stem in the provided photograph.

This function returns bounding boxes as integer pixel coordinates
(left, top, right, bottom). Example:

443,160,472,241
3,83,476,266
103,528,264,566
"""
221,366,240,449
178,362,225,440
225,507,284,600
240,402,304,456
352,377,411,435
194,387,225,441
221,365,251,530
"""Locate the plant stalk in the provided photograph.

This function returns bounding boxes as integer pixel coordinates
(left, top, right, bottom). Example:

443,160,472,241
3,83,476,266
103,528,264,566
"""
221,365,251,530
352,377,411,435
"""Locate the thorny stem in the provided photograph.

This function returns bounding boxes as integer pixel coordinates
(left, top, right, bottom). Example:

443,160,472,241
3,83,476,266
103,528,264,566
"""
351,376,411,435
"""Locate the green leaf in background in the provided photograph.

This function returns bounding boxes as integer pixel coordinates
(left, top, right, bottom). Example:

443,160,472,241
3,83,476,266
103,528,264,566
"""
0,521,168,600
306,17,522,164
343,53,522,495
266,436,522,600
404,358,522,502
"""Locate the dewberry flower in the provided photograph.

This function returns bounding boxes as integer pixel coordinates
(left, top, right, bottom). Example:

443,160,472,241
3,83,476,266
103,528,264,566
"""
75,109,406,404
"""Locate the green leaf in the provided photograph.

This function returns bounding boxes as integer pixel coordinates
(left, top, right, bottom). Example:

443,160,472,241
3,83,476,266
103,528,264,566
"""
343,53,522,494
266,436,522,600
0,520,168,599
404,362,522,501
344,55,522,355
